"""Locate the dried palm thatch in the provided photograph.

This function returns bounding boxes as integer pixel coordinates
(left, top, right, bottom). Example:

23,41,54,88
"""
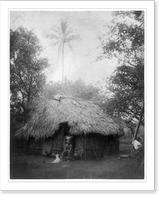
15,95,124,140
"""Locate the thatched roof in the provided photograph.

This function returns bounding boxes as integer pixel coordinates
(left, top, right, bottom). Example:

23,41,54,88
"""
15,95,124,140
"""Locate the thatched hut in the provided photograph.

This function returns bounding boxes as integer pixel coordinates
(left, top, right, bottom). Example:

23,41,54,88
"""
15,95,125,159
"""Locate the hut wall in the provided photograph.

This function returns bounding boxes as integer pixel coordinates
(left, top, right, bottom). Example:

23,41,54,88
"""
109,137,119,153
42,138,53,155
14,132,119,158
42,131,65,155
82,134,120,159
74,136,84,158
11,138,29,154
51,126,65,154
15,134,63,156
83,134,104,159
25,138,42,155
14,126,65,156
13,137,43,155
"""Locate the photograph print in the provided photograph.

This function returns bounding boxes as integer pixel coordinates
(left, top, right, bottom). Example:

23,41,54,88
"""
10,10,144,179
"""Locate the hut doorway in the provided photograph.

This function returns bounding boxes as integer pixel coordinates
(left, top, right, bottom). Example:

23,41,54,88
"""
61,123,76,160
43,124,67,156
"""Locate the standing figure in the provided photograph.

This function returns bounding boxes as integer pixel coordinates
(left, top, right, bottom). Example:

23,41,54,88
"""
61,139,72,161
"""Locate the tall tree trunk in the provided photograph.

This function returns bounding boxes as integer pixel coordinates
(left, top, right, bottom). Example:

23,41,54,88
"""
133,106,144,140
62,42,65,83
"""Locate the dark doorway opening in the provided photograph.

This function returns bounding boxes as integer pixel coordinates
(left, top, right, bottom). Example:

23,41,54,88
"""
61,122,76,158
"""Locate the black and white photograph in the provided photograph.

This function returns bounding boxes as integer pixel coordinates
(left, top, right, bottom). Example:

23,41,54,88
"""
9,9,145,180
9,8,146,181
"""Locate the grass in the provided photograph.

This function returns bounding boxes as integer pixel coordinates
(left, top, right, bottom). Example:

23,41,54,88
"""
10,143,144,179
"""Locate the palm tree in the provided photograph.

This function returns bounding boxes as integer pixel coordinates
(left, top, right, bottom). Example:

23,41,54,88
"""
47,20,80,83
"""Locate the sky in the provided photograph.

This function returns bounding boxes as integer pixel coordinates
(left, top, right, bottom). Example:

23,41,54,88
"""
10,11,118,88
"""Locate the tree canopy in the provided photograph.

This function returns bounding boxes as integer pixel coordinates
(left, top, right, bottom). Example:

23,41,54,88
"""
43,78,104,105
10,27,49,131
99,11,144,65
105,63,144,120
99,11,144,131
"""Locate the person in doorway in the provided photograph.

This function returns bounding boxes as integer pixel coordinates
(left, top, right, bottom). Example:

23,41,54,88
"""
61,139,72,161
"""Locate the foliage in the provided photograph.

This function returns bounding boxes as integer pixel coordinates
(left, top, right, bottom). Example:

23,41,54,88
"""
105,63,144,120
99,11,144,65
99,11,144,128
43,78,105,104
10,27,49,131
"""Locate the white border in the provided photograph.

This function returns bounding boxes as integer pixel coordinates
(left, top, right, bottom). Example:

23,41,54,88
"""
0,1,154,191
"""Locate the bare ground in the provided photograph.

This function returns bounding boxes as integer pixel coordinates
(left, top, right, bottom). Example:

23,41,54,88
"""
10,144,144,179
